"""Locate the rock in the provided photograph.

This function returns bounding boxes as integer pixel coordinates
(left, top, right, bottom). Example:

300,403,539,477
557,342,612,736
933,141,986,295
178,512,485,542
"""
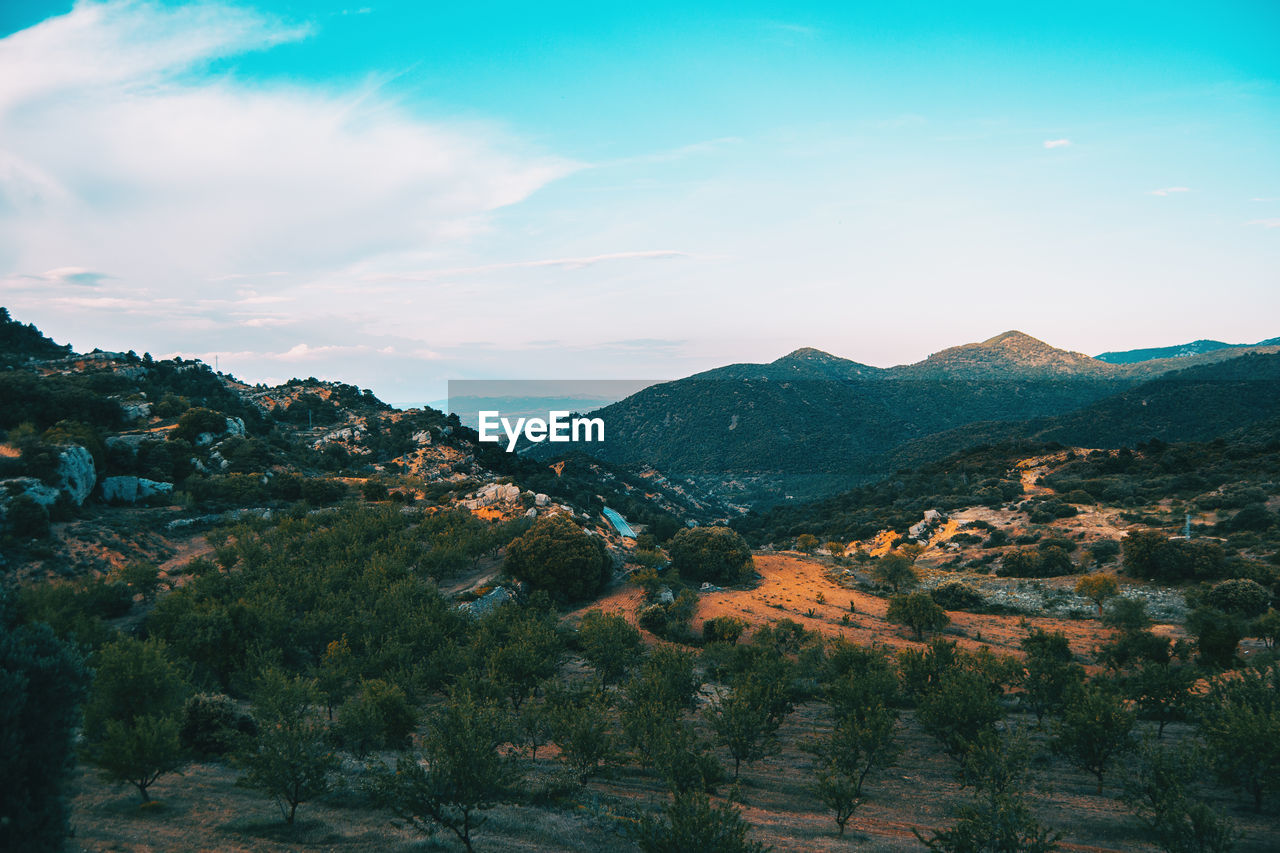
657,586,675,605
105,434,151,454
56,445,96,506
224,416,246,437
411,430,432,445
699,582,723,592
534,493,549,507
525,507,537,518
0,478,60,507
121,401,152,420
458,586,513,619
102,475,174,504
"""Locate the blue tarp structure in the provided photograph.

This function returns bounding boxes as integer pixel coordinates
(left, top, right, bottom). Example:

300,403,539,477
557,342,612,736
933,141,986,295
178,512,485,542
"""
602,506,636,538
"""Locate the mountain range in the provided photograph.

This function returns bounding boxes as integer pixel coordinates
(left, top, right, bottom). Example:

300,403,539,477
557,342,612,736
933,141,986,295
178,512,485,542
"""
548,331,1280,506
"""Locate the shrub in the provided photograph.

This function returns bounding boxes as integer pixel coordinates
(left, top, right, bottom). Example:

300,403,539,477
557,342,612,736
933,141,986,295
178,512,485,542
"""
505,514,613,601
667,526,753,586
180,694,256,759
6,495,50,539
1205,578,1270,619
703,615,748,645
334,679,417,755
887,592,949,641
930,581,985,612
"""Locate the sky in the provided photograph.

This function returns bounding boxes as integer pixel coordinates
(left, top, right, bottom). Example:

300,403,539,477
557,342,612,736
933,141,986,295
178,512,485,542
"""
1,1,1277,406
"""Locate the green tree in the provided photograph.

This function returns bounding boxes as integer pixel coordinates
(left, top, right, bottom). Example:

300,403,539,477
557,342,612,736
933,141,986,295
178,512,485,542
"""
547,684,617,784
918,731,1059,853
577,609,643,684
82,637,190,802
504,514,613,601
1199,665,1280,812
333,679,417,756
631,792,769,853
917,668,1004,763
887,592,949,641
1120,739,1237,853
1075,573,1119,617
803,696,899,836
666,526,754,586
1204,579,1270,619
0,614,90,853
1019,628,1084,724
236,670,336,824
481,604,563,711
1187,607,1243,669
315,635,357,721
872,552,918,593
795,533,819,554
708,671,792,780
367,691,520,853
1053,682,1134,794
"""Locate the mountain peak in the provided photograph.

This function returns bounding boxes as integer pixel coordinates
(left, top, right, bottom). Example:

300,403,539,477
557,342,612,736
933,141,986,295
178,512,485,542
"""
898,331,1112,378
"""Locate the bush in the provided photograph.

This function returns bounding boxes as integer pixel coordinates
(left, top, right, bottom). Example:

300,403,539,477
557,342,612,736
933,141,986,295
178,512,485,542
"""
1205,578,1270,618
180,693,256,759
6,495,50,539
505,514,613,601
667,526,754,586
631,792,767,853
333,679,417,755
930,581,985,612
887,592,950,641
703,615,748,645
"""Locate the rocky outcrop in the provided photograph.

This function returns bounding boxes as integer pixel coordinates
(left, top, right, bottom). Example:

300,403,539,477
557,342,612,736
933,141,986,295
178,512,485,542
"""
195,416,247,447
56,445,96,506
0,478,60,507
101,475,174,504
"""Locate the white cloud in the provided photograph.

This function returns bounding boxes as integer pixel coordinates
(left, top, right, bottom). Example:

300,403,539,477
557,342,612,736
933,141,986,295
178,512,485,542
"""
1148,187,1191,196
0,0,575,292
362,250,693,282
1246,218,1280,229
1042,139,1071,149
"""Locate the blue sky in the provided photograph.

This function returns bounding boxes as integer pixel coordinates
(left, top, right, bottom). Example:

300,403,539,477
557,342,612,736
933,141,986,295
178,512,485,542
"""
1,1,1277,405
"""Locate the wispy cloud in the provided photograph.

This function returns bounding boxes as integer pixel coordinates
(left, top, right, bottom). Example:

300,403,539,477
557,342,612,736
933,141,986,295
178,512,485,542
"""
1042,139,1071,149
0,0,574,295
1148,187,1191,196
362,250,693,282
1246,218,1280,229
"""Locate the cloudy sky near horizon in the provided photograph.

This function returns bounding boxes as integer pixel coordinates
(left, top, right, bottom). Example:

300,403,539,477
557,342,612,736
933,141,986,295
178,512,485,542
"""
1,0,1277,405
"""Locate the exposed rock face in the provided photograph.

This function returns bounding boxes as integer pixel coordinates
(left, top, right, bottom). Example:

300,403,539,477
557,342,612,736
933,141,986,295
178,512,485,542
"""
101,475,174,504
56,445,96,506
457,586,514,618
196,416,247,446
0,478,61,507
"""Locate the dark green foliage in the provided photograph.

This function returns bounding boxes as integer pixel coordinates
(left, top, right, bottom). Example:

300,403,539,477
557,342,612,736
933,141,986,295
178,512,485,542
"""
236,670,336,824
1089,539,1121,567
1199,664,1280,811
0,607,90,853
872,552,918,593
147,506,471,692
917,667,1005,762
6,495,50,539
622,647,699,764
1121,739,1238,853
997,544,1074,578
667,526,754,585
478,602,564,711
366,691,519,853
577,609,643,684
547,684,617,784
180,693,256,759
333,679,417,755
1124,531,1226,583
1053,682,1135,794
918,730,1060,853
1019,629,1084,723
804,673,899,836
171,407,231,444
702,615,748,645
504,514,612,601
1102,596,1152,633
1205,578,1270,618
0,306,72,363
886,592,949,641
1187,607,1244,669
631,792,769,853
82,637,191,801
708,661,794,780
930,580,985,612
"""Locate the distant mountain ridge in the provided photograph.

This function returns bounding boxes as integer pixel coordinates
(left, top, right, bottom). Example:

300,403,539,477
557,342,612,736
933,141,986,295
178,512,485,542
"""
1095,336,1280,364
560,330,1280,506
